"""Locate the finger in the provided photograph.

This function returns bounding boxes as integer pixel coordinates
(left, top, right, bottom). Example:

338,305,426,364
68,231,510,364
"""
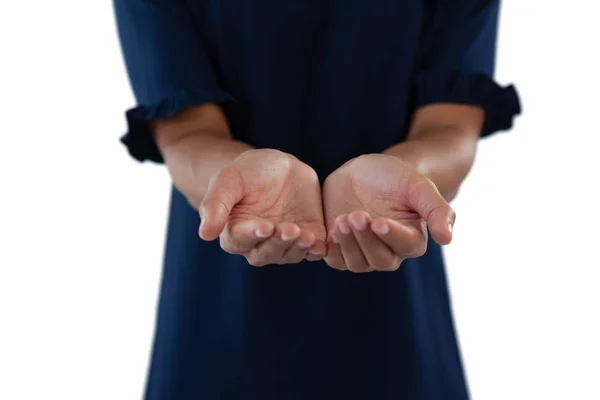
295,220,328,262
253,223,301,265
371,217,427,259
306,240,327,262
219,218,275,255
282,230,315,263
199,168,245,241
348,211,399,271
324,228,346,270
337,215,371,273
406,176,455,245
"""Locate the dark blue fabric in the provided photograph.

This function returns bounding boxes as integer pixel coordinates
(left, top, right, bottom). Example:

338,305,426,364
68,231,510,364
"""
114,1,520,398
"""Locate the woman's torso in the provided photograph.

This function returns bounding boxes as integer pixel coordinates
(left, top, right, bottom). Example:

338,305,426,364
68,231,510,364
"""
146,2,468,399
190,0,423,176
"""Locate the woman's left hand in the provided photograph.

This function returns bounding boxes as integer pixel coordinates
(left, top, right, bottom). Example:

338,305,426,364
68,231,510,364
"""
322,154,455,272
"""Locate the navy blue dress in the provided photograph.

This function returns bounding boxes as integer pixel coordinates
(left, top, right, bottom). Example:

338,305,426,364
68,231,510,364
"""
115,1,520,398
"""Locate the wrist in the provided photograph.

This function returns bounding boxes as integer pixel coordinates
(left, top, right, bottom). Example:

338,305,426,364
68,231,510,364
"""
386,129,477,174
162,132,253,210
383,128,478,201
153,103,232,152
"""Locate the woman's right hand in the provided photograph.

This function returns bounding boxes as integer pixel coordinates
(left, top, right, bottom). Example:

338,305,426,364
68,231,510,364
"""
199,149,327,266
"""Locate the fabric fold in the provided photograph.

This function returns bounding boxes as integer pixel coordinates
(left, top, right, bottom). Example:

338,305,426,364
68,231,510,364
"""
412,68,521,137
121,89,234,163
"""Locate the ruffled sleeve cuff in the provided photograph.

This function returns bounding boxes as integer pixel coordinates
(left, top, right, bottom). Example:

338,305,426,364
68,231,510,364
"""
412,68,521,137
121,88,235,163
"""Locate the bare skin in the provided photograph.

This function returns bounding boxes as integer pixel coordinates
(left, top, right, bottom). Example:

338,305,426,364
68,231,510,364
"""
322,154,453,272
323,104,484,272
199,149,327,266
154,104,326,266
154,103,483,270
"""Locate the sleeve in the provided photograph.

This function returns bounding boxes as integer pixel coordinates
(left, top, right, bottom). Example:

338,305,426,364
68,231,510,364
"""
412,0,521,137
114,0,234,163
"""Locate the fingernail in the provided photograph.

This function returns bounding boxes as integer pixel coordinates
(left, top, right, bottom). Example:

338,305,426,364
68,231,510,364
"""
255,228,270,238
200,218,205,228
330,231,339,244
339,221,351,234
373,222,389,235
309,248,322,256
281,232,296,241
350,214,367,231
448,210,456,234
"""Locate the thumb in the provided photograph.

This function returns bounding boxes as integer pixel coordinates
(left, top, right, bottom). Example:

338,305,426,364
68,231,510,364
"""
198,168,245,241
407,176,455,245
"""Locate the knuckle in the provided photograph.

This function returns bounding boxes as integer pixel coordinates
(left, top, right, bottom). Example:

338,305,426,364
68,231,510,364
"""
226,232,243,250
284,254,305,265
394,258,405,270
375,264,397,272
373,262,394,271
376,257,402,271
347,263,371,273
407,243,427,259
414,245,427,258
404,231,426,254
219,237,241,255
371,254,397,271
325,257,346,271
246,256,266,267
388,263,401,272
248,248,272,267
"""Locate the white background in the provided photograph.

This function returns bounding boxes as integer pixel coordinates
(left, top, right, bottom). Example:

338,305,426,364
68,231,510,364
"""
1,1,599,399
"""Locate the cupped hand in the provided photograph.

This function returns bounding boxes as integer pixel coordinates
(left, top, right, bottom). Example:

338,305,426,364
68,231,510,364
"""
198,149,327,266
322,154,455,272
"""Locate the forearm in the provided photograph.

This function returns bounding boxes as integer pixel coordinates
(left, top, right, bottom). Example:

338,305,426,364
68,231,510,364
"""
153,104,253,208
383,104,484,201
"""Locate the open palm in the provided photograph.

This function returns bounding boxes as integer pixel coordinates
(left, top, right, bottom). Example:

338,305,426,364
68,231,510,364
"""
322,154,454,271
200,149,326,266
